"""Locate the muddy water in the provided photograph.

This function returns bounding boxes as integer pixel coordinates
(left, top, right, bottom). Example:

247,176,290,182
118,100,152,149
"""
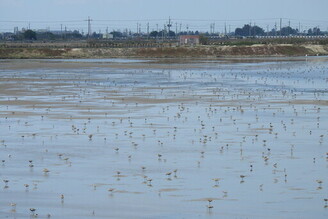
0,57,327,218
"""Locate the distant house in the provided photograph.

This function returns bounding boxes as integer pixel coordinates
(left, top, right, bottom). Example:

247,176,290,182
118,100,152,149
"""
179,35,200,46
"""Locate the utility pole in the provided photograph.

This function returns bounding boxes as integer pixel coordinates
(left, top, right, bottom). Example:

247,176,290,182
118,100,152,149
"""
267,25,269,36
167,17,172,38
280,18,282,36
147,22,149,38
299,22,301,34
85,16,92,38
61,24,63,38
137,22,139,35
224,22,227,36
175,22,178,36
274,22,277,36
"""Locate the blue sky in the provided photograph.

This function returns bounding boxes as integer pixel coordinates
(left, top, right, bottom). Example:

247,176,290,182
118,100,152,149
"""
0,0,327,33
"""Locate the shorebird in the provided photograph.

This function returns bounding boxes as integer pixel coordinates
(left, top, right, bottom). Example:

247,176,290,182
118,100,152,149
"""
108,188,115,192
143,175,148,183
259,184,263,191
206,199,214,209
108,188,115,195
30,208,36,216
43,168,50,174
212,178,220,186
3,179,9,185
147,178,153,186
173,169,178,177
10,203,16,211
316,180,323,186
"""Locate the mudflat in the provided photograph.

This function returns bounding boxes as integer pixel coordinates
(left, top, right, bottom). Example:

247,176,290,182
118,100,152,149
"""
0,57,327,218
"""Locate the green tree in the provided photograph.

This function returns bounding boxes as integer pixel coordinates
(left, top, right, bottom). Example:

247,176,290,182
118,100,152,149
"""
199,35,209,45
23,30,37,40
149,31,158,37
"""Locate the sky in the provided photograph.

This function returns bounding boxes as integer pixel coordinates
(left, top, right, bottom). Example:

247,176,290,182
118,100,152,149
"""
0,0,328,33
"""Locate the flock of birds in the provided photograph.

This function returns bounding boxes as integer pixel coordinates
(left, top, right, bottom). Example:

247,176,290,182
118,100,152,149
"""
0,58,328,217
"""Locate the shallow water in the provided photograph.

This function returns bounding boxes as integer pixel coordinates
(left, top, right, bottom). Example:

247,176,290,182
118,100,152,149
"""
0,57,327,218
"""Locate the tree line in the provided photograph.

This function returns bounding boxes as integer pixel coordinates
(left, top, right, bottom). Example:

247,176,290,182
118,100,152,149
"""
235,24,325,37
1,24,326,41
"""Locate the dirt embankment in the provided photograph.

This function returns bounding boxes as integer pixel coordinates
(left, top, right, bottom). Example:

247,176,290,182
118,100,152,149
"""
0,44,327,59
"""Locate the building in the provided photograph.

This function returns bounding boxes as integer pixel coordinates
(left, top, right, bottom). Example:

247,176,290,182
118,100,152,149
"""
103,33,114,39
179,35,200,46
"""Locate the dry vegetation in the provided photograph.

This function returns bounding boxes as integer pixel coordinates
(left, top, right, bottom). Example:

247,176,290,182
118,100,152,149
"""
0,44,327,58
